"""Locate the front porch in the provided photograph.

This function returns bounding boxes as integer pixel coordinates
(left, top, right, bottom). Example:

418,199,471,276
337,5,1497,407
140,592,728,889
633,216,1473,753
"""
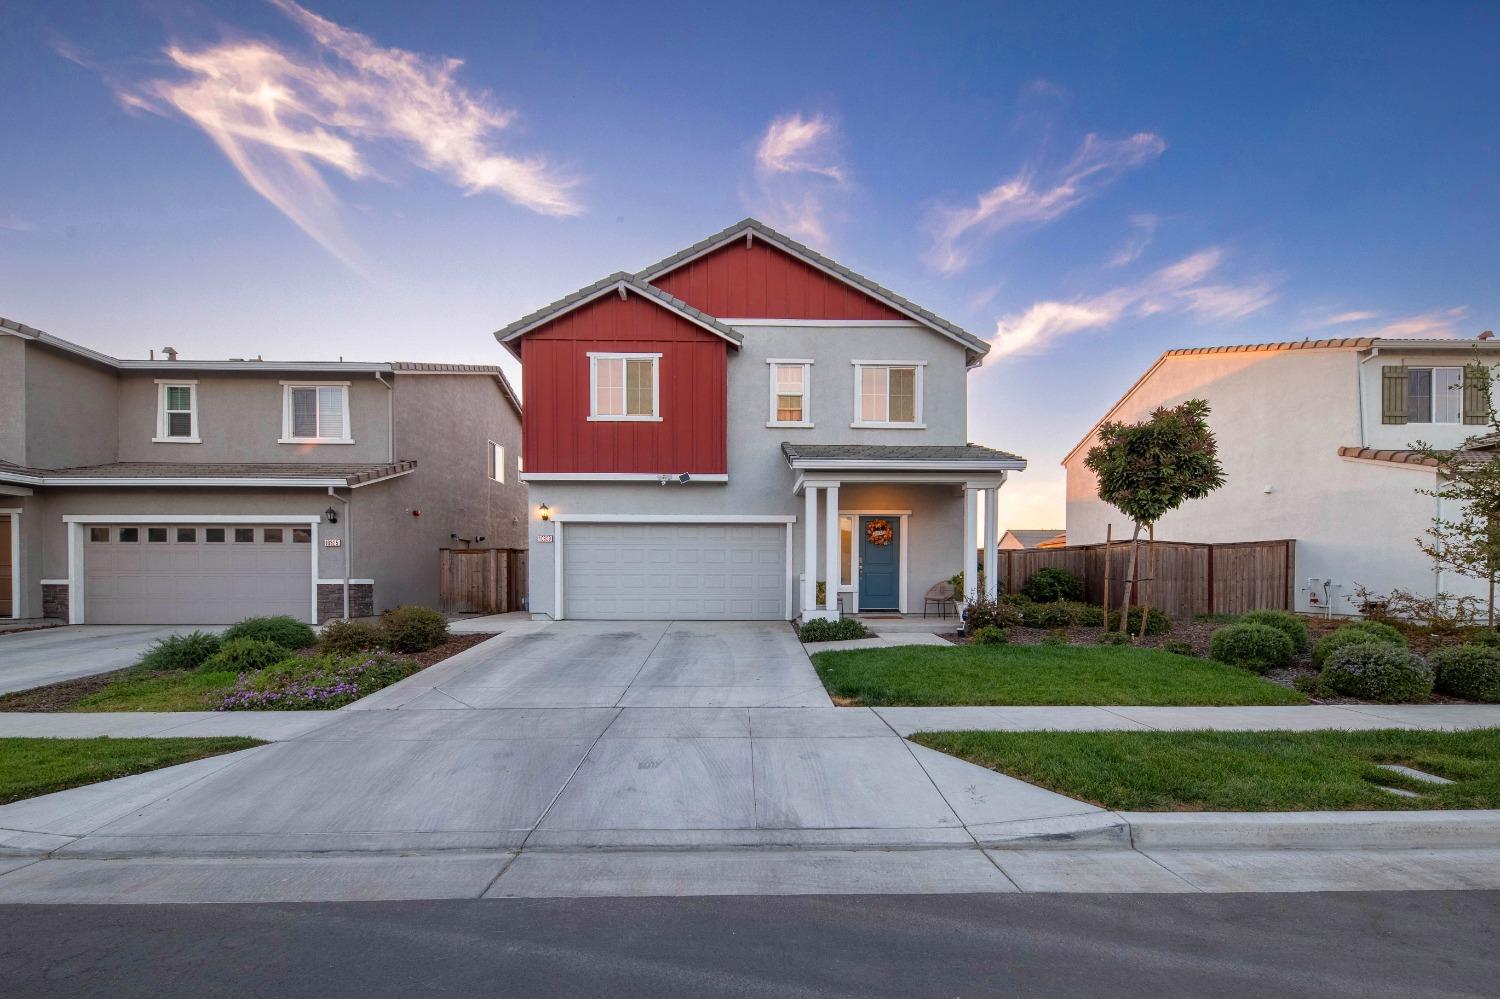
782,443,1026,624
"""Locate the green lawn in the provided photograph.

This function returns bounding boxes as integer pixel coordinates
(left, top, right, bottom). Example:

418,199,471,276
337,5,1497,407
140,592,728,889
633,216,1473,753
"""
67,670,241,712
0,736,264,805
811,644,1306,706
910,729,1500,811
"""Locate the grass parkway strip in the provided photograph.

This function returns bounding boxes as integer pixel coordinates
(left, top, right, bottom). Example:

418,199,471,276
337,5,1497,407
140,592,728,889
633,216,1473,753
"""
811,644,1307,707
909,728,1500,811
0,737,264,806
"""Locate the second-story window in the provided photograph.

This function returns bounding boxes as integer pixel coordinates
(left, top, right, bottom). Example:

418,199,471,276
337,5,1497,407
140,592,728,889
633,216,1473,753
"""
281,383,352,443
767,359,813,427
487,440,506,482
155,381,199,442
1407,366,1463,424
588,353,660,421
853,362,925,428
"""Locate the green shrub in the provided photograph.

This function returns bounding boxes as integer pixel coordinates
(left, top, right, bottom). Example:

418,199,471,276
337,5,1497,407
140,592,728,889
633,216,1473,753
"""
963,594,1023,634
972,625,1008,646
1106,606,1172,636
136,631,222,672
222,615,317,650
1208,623,1295,674
1097,631,1130,646
219,653,419,711
1312,620,1407,665
799,617,869,642
1163,639,1196,657
379,605,450,653
197,638,292,674
1462,628,1500,649
1019,567,1084,604
1238,609,1310,651
1057,601,1107,627
1428,645,1500,702
1020,601,1074,629
319,619,385,656
1319,644,1433,703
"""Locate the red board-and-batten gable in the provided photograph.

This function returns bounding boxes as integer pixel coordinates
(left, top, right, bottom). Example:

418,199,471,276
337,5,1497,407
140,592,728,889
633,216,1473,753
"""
519,289,729,475
651,238,907,321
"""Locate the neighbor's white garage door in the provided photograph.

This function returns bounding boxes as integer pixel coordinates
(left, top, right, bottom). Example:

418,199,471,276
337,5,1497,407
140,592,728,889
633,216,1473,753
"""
563,522,786,620
84,523,312,624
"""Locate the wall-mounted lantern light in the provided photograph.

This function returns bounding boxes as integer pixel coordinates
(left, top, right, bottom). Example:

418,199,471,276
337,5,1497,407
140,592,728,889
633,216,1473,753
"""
324,506,339,524
538,503,551,522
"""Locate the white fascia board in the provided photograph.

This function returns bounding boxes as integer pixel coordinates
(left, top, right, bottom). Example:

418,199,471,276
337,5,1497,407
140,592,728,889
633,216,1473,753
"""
500,281,741,349
727,319,923,328
63,514,321,524
347,467,416,488
553,513,795,524
37,477,351,488
520,472,729,482
787,459,1028,472
118,361,389,373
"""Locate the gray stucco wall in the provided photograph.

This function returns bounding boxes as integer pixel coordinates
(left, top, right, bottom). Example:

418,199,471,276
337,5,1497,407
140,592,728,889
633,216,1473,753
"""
350,373,527,610
525,322,976,619
0,336,26,465
115,370,393,464
24,343,119,468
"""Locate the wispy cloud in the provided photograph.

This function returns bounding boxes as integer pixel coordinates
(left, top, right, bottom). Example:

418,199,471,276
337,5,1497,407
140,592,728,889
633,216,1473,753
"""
748,111,848,245
0,214,37,232
1303,309,1380,329
1365,306,1469,339
83,0,579,270
989,247,1275,359
924,131,1166,274
1106,213,1158,268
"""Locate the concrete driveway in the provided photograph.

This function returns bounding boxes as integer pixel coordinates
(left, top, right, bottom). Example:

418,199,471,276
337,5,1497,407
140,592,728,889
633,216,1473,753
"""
0,625,226,696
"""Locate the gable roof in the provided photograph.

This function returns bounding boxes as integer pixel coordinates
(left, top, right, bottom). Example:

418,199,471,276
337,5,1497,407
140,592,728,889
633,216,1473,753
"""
492,272,745,358
1002,529,1066,548
389,360,522,416
636,218,991,365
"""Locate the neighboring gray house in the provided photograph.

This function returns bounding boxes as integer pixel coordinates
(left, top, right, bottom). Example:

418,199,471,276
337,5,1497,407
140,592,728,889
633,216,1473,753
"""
494,218,1026,621
0,317,525,624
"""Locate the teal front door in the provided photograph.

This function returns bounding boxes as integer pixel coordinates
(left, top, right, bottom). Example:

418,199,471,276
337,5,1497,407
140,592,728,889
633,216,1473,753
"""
858,516,900,610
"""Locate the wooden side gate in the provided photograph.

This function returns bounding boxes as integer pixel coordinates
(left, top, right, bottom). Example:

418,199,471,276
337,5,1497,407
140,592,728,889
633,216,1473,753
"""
439,548,528,615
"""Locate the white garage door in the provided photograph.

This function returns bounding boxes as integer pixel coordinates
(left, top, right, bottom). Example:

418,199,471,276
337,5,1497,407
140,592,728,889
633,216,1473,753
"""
84,523,312,624
563,522,786,620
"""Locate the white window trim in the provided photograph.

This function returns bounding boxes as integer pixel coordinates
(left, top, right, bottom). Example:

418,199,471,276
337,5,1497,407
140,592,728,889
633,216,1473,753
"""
2,508,19,619
586,352,662,422
153,379,200,444
851,361,926,429
838,510,912,614
488,440,505,483
280,381,354,444
766,358,814,428
1405,365,1465,426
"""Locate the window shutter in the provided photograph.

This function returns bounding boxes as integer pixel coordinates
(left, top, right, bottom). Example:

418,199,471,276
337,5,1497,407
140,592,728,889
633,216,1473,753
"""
1463,364,1490,426
1381,365,1408,425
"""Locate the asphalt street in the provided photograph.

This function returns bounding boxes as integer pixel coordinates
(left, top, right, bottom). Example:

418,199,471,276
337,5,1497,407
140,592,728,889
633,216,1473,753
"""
2,890,1496,998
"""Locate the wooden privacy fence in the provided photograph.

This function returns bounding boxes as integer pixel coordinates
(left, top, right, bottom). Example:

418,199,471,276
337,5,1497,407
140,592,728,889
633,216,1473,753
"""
994,539,1295,617
439,548,528,615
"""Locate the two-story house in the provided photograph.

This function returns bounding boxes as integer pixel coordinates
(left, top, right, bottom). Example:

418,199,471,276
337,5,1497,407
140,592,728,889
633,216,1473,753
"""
495,218,1026,622
0,318,526,624
1063,337,1499,615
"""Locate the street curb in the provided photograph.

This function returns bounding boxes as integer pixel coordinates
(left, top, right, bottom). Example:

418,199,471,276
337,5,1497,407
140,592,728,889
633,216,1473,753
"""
1119,809,1500,850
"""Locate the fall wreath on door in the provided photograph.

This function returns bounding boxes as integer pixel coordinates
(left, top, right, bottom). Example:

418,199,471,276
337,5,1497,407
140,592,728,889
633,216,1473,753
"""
864,518,894,547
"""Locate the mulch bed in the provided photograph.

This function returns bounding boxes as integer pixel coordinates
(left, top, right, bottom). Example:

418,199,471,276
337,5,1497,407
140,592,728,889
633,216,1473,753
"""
939,615,1480,706
0,632,500,713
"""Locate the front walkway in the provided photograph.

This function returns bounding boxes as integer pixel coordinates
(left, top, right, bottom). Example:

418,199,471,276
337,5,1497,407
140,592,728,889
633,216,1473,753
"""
0,620,1498,902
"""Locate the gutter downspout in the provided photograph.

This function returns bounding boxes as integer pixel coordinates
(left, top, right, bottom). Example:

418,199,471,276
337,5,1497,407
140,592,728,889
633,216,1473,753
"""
1356,347,1381,448
327,486,351,620
374,372,394,463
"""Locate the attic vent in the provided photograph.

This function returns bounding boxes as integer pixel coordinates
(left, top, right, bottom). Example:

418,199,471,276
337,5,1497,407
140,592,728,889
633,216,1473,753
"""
160,346,178,361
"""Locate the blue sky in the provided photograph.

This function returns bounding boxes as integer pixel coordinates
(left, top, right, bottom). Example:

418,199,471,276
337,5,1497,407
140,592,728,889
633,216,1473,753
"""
2,1,1496,527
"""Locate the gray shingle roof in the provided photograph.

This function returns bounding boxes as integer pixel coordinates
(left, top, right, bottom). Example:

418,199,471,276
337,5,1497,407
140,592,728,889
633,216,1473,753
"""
1003,529,1066,548
0,461,417,487
780,442,1026,467
492,272,744,353
636,218,991,361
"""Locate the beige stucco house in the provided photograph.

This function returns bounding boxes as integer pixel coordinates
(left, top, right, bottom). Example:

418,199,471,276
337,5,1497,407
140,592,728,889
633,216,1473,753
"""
1063,336,1499,615
0,317,525,624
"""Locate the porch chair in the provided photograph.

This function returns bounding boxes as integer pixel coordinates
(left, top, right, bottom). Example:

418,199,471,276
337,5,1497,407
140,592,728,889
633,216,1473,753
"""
923,580,958,619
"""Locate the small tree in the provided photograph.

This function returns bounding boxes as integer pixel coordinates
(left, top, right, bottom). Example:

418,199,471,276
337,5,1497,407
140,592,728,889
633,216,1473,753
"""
1085,400,1227,633
1411,361,1500,626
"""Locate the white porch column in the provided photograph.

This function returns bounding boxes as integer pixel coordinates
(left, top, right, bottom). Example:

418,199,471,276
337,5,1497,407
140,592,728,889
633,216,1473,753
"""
982,487,999,600
962,486,979,604
803,485,820,617
824,484,840,613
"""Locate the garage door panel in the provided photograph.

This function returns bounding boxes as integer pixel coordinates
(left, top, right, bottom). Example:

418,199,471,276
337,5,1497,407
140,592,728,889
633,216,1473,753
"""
564,522,786,620
85,523,309,625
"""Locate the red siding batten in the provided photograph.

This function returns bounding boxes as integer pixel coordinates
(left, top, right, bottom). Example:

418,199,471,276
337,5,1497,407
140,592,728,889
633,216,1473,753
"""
653,239,906,321
520,291,728,474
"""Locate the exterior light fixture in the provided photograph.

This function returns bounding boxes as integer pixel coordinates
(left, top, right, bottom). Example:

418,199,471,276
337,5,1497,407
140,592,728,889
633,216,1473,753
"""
538,503,551,522
324,506,338,524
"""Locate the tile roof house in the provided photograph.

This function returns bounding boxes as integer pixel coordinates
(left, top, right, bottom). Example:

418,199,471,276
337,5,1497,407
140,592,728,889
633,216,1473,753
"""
0,319,524,624
1063,335,1499,614
494,217,1025,621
